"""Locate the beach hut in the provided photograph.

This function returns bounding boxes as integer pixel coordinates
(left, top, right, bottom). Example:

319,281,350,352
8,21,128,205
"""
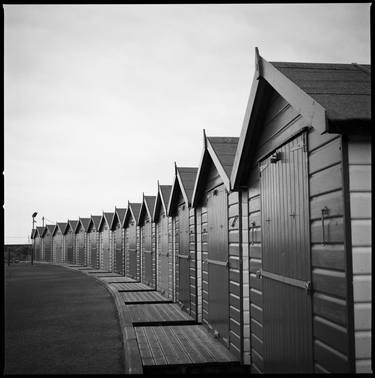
230,49,371,373
87,215,102,269
75,218,91,266
167,165,198,317
138,194,156,287
153,182,173,299
53,222,67,264
34,226,45,261
191,132,241,358
65,220,78,264
124,202,142,281
111,207,127,275
42,225,55,263
98,212,114,272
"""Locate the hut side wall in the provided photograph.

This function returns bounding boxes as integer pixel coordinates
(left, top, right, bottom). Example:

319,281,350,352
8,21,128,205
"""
309,131,350,373
136,226,141,281
228,191,243,359
347,137,372,373
152,221,156,288
124,228,130,277
244,88,352,373
34,237,42,261
189,208,197,321
195,207,202,323
168,216,174,301
173,216,180,302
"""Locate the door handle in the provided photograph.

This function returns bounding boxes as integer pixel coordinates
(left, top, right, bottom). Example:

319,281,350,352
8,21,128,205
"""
321,206,329,245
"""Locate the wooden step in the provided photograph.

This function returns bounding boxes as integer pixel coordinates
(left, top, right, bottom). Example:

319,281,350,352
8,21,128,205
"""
135,324,239,367
121,291,172,304
125,303,194,326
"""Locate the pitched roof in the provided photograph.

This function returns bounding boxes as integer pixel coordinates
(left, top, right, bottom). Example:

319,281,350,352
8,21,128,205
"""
111,207,127,229
100,212,114,230
31,229,37,239
124,203,142,227
116,208,127,225
231,48,371,189
167,166,198,216
45,224,56,235
178,167,198,203
79,218,91,232
36,226,45,237
91,215,102,230
153,184,172,222
68,220,79,232
160,185,172,208
56,222,68,234
271,61,371,123
139,195,156,224
192,135,238,206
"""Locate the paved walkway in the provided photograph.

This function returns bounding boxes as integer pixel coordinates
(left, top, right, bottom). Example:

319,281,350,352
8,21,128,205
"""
4,263,124,375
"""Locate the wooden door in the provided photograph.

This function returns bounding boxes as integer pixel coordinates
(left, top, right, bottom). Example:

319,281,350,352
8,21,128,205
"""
178,203,190,310
260,133,313,373
78,231,85,265
90,231,99,269
102,228,111,271
158,213,169,296
128,221,137,279
67,232,73,264
114,226,123,274
207,184,229,343
142,220,153,285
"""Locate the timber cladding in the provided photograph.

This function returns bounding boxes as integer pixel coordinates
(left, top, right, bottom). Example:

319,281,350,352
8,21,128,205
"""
347,136,371,373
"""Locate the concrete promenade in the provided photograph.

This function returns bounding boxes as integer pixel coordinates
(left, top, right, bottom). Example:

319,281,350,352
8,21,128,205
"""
4,263,124,374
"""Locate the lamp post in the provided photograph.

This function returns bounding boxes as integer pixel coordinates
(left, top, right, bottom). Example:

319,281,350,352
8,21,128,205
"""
32,212,38,265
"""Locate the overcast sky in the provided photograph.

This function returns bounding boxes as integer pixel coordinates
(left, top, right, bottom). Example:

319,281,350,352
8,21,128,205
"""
4,4,370,244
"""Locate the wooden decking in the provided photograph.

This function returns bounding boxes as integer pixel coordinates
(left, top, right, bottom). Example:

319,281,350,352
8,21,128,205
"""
135,325,239,367
120,291,172,304
66,266,245,373
124,303,194,326
111,282,154,292
100,276,137,284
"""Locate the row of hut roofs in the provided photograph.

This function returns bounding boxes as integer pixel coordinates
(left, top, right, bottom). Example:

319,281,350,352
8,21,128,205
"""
30,50,372,374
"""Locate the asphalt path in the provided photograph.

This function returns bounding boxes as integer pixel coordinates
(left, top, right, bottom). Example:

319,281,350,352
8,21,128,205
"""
4,263,124,374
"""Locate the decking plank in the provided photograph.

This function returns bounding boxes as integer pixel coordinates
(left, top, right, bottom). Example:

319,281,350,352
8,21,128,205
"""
113,282,153,291
169,326,209,364
125,303,194,325
135,327,155,366
121,291,172,303
194,326,237,362
154,326,190,365
135,325,238,367
144,327,168,366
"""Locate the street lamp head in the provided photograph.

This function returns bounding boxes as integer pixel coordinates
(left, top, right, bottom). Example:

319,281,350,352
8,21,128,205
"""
32,212,38,218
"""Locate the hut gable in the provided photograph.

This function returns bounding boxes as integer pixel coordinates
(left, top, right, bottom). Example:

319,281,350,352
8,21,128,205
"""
45,224,55,236
111,207,127,230
99,212,114,232
36,226,46,237
79,218,91,232
68,220,78,233
231,48,371,189
153,184,172,222
192,133,239,206
139,195,156,225
90,215,102,231
167,165,198,215
31,229,37,239
124,203,142,227
56,222,68,235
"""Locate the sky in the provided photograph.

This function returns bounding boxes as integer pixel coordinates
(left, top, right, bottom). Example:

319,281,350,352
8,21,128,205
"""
4,4,371,244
